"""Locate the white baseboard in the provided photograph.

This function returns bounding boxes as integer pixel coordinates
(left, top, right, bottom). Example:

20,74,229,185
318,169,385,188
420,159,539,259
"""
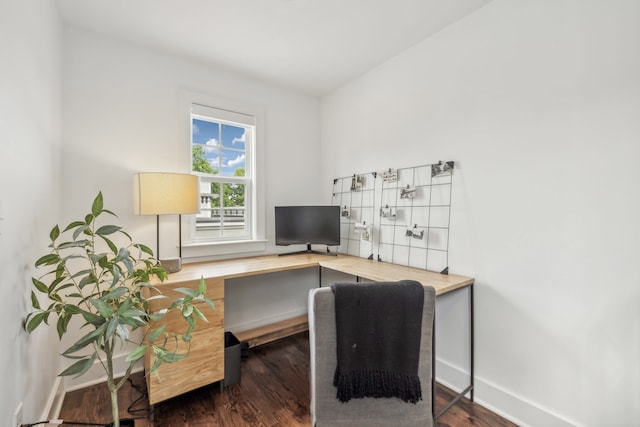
43,376,65,421
435,358,579,427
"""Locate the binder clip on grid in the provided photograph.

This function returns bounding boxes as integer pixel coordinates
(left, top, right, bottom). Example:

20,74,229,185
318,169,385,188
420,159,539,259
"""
341,206,350,218
400,185,416,199
431,161,454,177
380,205,396,220
355,222,371,242
350,174,363,191
382,168,398,182
405,224,424,240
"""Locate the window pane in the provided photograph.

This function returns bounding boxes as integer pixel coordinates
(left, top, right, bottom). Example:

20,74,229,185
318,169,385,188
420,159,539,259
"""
220,148,246,177
192,118,219,174
195,183,246,239
223,182,245,209
221,124,246,150
220,124,246,177
220,183,246,237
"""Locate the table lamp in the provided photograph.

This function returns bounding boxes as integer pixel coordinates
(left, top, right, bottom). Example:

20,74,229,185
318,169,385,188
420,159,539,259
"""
133,172,200,272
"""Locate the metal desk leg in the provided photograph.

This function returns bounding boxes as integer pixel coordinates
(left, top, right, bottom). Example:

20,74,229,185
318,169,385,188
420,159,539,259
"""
435,283,475,419
432,313,436,419
470,283,474,402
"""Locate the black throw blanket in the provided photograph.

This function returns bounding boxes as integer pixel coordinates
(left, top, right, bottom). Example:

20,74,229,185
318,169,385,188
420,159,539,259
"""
331,280,424,404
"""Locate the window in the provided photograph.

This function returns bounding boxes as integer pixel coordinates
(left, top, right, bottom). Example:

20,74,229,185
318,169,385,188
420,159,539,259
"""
185,99,265,254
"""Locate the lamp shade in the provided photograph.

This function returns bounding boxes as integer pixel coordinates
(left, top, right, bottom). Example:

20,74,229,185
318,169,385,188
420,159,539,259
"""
133,172,200,215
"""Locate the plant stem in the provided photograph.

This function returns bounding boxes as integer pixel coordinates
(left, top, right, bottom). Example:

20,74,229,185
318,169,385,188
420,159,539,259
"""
105,340,120,427
110,386,120,427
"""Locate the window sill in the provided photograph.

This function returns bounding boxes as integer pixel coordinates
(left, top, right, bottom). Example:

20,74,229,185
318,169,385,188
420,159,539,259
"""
181,239,268,260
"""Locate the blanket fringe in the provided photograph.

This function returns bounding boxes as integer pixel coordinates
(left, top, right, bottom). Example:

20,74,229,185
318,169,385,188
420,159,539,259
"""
334,369,422,404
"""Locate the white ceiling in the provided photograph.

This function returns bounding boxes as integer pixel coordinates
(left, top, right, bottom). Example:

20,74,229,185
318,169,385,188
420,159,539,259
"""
55,0,492,96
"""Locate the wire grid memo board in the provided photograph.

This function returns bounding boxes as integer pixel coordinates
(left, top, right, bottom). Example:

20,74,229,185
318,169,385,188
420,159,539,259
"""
331,161,454,274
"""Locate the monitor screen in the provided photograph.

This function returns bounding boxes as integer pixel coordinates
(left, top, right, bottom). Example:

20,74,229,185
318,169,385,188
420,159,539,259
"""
275,205,340,247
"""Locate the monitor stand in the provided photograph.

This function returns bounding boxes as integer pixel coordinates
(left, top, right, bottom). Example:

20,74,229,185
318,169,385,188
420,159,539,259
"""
278,243,337,257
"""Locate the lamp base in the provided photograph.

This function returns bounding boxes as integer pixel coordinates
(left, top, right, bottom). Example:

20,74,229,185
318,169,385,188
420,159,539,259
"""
160,257,182,273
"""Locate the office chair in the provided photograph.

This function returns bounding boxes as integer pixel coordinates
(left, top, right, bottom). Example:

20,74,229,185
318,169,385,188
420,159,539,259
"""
308,281,435,427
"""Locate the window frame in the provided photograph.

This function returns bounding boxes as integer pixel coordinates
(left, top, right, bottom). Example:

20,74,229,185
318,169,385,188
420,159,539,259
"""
191,106,253,242
180,91,266,258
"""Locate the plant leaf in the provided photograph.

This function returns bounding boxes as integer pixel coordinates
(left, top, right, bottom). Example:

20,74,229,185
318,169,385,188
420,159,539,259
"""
80,310,103,326
155,268,168,282
205,299,216,312
148,324,166,342
64,304,82,315
35,254,60,267
134,243,154,257
49,225,60,241
32,278,49,293
102,208,117,217
59,352,97,378
118,312,146,329
148,312,166,322
78,274,96,289
199,276,207,294
102,235,118,255
192,305,208,323
126,345,148,363
96,225,121,236
92,192,104,216
72,225,90,241
62,220,86,233
90,298,114,318
116,323,129,343
26,312,48,333
161,352,187,363
174,287,198,298
57,313,71,338
70,269,92,279
58,240,90,250
63,323,108,355
103,287,127,301
182,304,193,318
31,291,41,310
105,317,119,340
183,314,196,336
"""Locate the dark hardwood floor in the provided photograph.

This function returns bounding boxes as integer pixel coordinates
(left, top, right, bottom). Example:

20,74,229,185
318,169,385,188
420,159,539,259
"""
59,332,517,426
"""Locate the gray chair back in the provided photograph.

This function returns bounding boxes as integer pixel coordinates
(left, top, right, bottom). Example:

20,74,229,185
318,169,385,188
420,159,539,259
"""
308,283,435,427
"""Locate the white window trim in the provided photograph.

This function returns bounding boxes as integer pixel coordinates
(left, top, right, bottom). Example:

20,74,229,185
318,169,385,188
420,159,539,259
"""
179,90,266,258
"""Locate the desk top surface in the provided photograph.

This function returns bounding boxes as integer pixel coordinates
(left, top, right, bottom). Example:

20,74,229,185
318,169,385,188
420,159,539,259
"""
156,253,473,296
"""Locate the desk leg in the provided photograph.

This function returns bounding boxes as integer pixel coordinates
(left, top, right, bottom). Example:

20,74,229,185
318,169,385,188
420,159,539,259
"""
470,283,475,402
434,283,475,419
432,313,436,419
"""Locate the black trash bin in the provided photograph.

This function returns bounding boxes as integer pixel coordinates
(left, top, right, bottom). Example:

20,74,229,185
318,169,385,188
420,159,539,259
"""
224,331,241,387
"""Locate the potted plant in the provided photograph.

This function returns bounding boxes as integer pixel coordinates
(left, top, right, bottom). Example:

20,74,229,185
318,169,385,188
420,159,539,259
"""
26,192,213,427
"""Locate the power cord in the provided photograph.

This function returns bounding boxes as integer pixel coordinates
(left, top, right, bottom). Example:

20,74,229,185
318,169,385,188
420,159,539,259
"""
126,375,150,417
22,376,150,426
22,419,144,426
21,421,110,426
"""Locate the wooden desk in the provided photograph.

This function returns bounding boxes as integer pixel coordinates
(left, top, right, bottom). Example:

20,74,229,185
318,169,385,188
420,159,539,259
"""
145,253,474,406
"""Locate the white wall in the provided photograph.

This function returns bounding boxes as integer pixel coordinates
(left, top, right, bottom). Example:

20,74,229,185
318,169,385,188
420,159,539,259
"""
321,1,640,425
0,0,63,425
61,26,322,388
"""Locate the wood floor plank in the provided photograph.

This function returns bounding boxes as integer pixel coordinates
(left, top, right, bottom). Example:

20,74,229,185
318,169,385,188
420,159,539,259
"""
59,333,517,426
